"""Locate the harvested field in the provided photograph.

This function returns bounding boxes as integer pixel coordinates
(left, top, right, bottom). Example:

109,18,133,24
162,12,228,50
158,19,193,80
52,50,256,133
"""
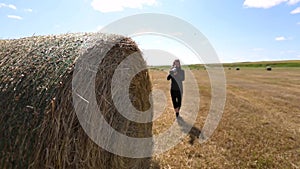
150,68,300,168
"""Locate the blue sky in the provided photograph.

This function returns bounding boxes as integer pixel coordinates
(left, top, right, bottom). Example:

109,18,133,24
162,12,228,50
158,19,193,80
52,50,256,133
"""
1,0,300,63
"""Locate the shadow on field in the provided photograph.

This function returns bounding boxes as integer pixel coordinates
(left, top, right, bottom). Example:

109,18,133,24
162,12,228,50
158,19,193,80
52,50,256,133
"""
176,116,201,145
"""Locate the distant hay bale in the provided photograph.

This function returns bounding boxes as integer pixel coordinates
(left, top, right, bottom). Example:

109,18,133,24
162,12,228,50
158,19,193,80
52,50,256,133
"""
0,33,153,168
235,67,240,70
228,67,231,70
266,66,272,71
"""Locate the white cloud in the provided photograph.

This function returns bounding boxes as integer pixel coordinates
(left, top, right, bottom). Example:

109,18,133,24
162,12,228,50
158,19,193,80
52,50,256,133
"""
96,25,103,31
54,24,61,29
0,3,17,10
287,0,300,5
243,0,300,8
287,50,297,53
275,36,287,41
252,48,264,51
7,15,22,20
297,22,300,24
243,0,287,8
291,7,300,14
91,0,158,13
279,50,296,55
24,8,33,12
8,4,16,10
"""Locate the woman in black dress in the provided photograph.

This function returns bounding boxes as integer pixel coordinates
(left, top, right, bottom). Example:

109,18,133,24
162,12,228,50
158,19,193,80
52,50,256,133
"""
167,59,185,117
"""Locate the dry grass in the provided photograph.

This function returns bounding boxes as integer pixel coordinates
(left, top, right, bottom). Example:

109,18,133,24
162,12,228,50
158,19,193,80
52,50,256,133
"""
150,68,300,168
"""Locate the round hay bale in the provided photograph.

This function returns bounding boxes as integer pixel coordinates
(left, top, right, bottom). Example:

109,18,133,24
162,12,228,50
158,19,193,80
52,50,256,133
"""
0,33,153,168
266,66,272,71
228,67,231,70
235,67,240,70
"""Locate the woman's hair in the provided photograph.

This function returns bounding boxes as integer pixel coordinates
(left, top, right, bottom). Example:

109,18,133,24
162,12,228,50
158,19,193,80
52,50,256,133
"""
173,59,181,68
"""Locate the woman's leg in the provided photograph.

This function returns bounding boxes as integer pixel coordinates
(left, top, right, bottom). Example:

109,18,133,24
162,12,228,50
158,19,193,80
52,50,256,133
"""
177,91,182,110
176,90,182,117
171,90,179,117
171,90,178,109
